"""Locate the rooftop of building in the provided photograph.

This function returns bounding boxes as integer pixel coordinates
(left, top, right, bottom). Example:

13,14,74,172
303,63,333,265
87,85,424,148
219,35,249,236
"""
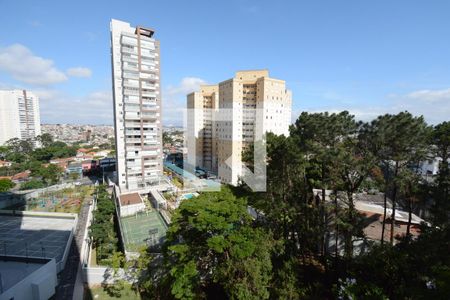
235,69,268,75
11,170,31,181
360,210,422,242
81,159,96,164
218,69,287,85
77,148,90,153
313,189,428,237
136,26,155,38
68,162,82,167
0,211,76,264
119,192,143,206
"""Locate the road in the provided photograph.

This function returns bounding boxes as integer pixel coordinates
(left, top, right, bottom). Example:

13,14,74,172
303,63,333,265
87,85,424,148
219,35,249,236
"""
54,198,90,300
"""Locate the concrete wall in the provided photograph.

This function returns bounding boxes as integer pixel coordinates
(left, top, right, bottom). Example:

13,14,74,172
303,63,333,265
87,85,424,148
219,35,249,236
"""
119,202,146,217
83,266,110,285
0,193,25,209
0,258,57,300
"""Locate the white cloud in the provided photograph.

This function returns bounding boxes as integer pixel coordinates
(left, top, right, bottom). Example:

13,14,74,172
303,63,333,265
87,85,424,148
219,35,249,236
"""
7,75,206,125
163,77,206,126
0,44,68,85
38,89,113,124
389,88,450,124
297,87,450,125
165,77,206,96
0,81,21,90
403,88,450,103
33,88,62,100
67,67,92,78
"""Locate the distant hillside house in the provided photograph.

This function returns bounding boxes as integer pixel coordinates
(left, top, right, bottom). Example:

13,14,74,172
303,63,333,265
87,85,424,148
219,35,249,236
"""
11,170,31,182
0,160,12,167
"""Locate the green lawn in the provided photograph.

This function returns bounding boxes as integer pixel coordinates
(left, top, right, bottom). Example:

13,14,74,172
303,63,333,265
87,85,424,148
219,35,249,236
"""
84,284,142,300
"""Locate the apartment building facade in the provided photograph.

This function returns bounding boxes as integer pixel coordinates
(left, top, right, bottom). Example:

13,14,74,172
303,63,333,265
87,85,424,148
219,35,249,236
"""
186,85,219,174
187,70,292,185
110,19,163,192
0,89,41,145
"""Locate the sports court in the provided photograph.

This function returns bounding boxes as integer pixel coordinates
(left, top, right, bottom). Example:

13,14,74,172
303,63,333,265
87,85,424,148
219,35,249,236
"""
120,210,168,252
0,214,75,263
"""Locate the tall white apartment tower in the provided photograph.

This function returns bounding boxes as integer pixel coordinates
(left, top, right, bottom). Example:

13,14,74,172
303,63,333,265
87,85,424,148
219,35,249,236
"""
0,90,41,145
110,19,163,192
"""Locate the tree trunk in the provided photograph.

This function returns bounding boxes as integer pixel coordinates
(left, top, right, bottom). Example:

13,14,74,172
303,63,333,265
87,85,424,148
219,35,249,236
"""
345,192,354,259
334,190,339,258
322,164,326,257
406,197,412,237
390,161,399,245
381,191,387,245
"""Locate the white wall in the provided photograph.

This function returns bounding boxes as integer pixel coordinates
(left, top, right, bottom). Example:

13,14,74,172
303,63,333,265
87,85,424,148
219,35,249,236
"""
0,259,57,300
119,202,146,217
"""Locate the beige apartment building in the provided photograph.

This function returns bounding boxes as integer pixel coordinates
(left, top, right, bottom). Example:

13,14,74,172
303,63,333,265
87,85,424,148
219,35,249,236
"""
187,70,292,185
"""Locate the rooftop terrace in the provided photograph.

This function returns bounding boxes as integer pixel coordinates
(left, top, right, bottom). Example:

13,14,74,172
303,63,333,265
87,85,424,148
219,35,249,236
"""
0,212,76,265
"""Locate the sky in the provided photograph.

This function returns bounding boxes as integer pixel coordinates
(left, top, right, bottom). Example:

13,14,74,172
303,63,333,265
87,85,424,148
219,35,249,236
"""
1,0,450,126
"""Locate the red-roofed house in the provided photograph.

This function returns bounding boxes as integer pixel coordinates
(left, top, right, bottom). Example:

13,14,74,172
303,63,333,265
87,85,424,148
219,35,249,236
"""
50,157,75,171
0,160,12,167
77,148,90,153
11,170,31,182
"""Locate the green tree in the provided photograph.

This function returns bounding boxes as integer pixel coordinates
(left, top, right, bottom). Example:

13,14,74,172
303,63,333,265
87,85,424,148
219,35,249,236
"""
38,164,63,184
102,251,126,297
331,127,375,258
0,178,15,192
365,112,430,244
163,187,274,300
163,131,173,145
89,185,119,264
290,111,360,256
431,121,450,225
35,133,54,148
242,133,329,298
20,179,45,190
31,147,53,162
5,138,34,155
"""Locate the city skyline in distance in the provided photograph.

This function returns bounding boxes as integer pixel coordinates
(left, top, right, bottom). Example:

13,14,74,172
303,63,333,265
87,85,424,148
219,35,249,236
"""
1,0,450,126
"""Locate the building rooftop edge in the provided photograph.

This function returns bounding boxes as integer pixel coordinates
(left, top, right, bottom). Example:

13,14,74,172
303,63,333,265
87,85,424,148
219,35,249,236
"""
235,68,269,74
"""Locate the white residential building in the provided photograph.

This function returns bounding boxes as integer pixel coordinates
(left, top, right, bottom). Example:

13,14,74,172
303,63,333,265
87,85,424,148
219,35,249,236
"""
0,89,41,145
110,19,163,192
